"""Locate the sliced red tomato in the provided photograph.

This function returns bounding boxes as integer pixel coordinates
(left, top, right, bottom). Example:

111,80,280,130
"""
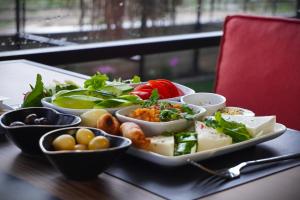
132,79,184,100
148,80,171,99
133,83,153,91
161,79,184,96
155,79,180,97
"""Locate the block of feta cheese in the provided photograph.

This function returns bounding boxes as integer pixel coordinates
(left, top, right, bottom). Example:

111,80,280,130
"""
195,121,232,152
222,115,276,137
148,136,174,156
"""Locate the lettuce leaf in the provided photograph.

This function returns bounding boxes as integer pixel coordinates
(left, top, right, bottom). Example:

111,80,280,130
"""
131,75,141,83
84,72,108,90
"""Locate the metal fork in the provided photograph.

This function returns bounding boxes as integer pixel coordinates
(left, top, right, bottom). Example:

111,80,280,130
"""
187,152,300,179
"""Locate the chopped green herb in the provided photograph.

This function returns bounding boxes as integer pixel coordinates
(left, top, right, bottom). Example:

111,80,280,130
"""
159,109,181,121
181,104,194,114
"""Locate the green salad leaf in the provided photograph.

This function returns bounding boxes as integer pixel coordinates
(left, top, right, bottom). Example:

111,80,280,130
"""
113,75,141,84
131,75,141,83
52,95,102,109
205,112,252,143
94,95,141,108
100,84,133,96
118,95,143,104
53,89,114,99
94,99,129,108
84,72,108,90
22,74,45,107
46,80,79,96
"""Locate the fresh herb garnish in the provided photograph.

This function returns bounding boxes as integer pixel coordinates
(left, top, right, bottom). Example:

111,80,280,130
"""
84,72,109,90
181,104,196,120
159,109,181,121
141,90,196,121
22,74,45,107
181,104,194,114
142,89,159,107
205,112,252,142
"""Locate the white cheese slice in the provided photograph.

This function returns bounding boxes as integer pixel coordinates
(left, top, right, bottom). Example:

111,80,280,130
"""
195,122,232,152
148,136,174,156
222,115,276,137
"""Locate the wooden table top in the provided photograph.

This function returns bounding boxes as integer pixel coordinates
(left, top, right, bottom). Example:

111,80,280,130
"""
0,60,299,200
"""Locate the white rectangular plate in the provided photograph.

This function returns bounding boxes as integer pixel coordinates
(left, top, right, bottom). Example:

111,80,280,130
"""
127,123,287,167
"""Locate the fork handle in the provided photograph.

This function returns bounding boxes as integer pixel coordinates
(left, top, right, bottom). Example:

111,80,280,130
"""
245,152,300,167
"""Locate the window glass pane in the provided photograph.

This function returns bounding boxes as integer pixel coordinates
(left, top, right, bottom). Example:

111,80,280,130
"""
0,0,298,51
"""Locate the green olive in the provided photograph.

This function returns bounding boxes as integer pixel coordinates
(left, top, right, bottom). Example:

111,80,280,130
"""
76,128,95,145
74,144,88,150
52,134,75,151
88,136,110,150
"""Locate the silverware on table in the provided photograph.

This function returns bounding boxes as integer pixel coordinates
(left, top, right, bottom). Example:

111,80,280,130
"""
187,152,300,180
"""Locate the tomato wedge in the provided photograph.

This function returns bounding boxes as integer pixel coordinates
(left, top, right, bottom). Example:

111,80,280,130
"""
132,79,184,100
155,79,180,97
133,83,153,91
148,80,171,99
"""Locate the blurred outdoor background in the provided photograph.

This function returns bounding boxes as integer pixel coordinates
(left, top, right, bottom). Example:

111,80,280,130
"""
0,0,298,91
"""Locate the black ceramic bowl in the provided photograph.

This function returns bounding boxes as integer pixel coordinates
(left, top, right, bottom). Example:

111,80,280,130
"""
0,107,81,155
39,127,132,181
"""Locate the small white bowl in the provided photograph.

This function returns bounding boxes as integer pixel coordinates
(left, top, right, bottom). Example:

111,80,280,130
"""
181,92,226,116
41,97,120,116
131,82,195,101
115,102,206,137
219,106,255,116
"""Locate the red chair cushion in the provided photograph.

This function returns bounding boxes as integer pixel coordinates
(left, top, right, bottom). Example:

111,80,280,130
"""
215,15,300,130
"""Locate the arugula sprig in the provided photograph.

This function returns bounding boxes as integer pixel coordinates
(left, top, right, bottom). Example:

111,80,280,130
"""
142,89,159,107
205,112,252,143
